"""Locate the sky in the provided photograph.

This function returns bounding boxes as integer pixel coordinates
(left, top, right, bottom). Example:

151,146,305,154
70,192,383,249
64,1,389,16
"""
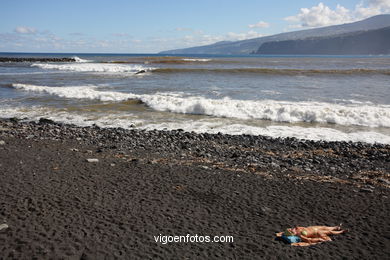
1,0,389,53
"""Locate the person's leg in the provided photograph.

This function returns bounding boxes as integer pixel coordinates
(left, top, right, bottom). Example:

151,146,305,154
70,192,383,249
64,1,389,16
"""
327,230,345,235
316,225,341,232
317,232,332,241
321,224,346,234
301,236,327,243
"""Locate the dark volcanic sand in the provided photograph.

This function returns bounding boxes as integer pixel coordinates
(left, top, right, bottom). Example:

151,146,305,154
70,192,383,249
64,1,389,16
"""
0,119,389,259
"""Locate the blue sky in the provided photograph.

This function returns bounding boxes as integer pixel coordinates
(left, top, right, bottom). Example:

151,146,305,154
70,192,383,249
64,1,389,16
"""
1,0,389,53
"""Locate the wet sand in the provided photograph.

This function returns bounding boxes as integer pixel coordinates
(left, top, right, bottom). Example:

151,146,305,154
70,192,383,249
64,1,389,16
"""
0,119,389,259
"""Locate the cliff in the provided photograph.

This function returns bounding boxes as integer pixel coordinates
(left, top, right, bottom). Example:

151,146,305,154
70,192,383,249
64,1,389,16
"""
159,15,390,55
256,26,390,55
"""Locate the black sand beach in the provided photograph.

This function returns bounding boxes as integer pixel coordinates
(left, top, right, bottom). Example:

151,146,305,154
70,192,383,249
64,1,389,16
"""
0,119,389,259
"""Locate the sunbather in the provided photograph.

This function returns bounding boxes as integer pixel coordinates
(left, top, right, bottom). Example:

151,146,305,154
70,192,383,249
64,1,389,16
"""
276,224,347,246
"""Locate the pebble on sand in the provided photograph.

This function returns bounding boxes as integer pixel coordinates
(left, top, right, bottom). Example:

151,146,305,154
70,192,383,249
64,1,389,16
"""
0,140,5,145
0,223,9,231
86,158,99,163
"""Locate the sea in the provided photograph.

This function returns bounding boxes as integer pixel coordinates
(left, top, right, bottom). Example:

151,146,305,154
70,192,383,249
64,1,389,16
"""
0,52,389,144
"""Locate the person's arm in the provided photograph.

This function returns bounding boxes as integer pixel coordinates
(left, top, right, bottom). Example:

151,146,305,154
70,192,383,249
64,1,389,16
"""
291,242,312,246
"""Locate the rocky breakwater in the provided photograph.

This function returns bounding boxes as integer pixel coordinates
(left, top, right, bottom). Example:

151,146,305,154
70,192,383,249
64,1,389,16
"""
0,57,76,63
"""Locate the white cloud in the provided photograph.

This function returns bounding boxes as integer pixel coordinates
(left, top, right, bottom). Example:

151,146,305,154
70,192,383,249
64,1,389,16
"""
248,21,270,28
355,0,390,18
285,3,351,27
175,27,193,32
112,33,131,37
285,1,390,28
1,23,263,52
69,32,86,37
176,30,265,47
14,26,37,34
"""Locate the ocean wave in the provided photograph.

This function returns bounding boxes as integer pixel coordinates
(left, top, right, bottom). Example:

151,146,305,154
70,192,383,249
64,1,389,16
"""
31,63,152,73
333,99,374,105
11,83,390,128
260,90,282,95
146,57,212,64
0,106,145,128
182,58,211,62
0,105,388,144
142,122,390,144
12,83,138,101
29,61,390,75
152,67,390,75
107,57,212,64
0,71,57,76
72,56,92,63
142,95,390,128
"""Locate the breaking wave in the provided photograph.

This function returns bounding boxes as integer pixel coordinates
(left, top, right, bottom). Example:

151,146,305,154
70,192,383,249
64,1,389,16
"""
31,63,153,74
182,58,211,62
72,56,91,63
11,83,390,128
145,57,212,64
29,61,390,76
11,83,138,101
1,106,389,144
152,67,390,75
142,122,390,144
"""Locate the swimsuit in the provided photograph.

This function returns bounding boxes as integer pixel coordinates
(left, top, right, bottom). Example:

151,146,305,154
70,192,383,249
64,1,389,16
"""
281,234,301,244
301,228,318,237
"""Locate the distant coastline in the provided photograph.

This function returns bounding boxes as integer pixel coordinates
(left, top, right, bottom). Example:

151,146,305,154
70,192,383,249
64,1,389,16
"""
160,14,390,55
256,26,390,55
1,52,390,59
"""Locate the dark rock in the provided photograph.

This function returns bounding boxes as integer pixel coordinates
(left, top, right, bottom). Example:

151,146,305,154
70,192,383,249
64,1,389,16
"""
360,185,375,193
39,118,55,124
9,117,20,123
86,158,99,163
0,223,9,231
378,178,390,185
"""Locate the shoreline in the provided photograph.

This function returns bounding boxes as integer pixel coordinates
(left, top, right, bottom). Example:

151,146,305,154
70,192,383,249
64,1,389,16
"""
0,118,389,258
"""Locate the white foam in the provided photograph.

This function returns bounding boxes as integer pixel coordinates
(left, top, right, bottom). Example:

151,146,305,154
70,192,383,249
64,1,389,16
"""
260,90,281,95
31,62,151,74
0,106,141,128
72,56,91,63
0,71,56,76
141,95,390,128
11,83,390,128
333,99,374,105
182,58,211,62
12,83,138,101
141,121,390,144
1,105,389,144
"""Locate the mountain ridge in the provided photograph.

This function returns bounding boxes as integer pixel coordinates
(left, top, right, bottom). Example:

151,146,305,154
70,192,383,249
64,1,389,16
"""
256,26,390,55
159,14,390,55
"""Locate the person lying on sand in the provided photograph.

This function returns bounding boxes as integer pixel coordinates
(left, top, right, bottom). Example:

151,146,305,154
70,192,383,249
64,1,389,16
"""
276,225,347,246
